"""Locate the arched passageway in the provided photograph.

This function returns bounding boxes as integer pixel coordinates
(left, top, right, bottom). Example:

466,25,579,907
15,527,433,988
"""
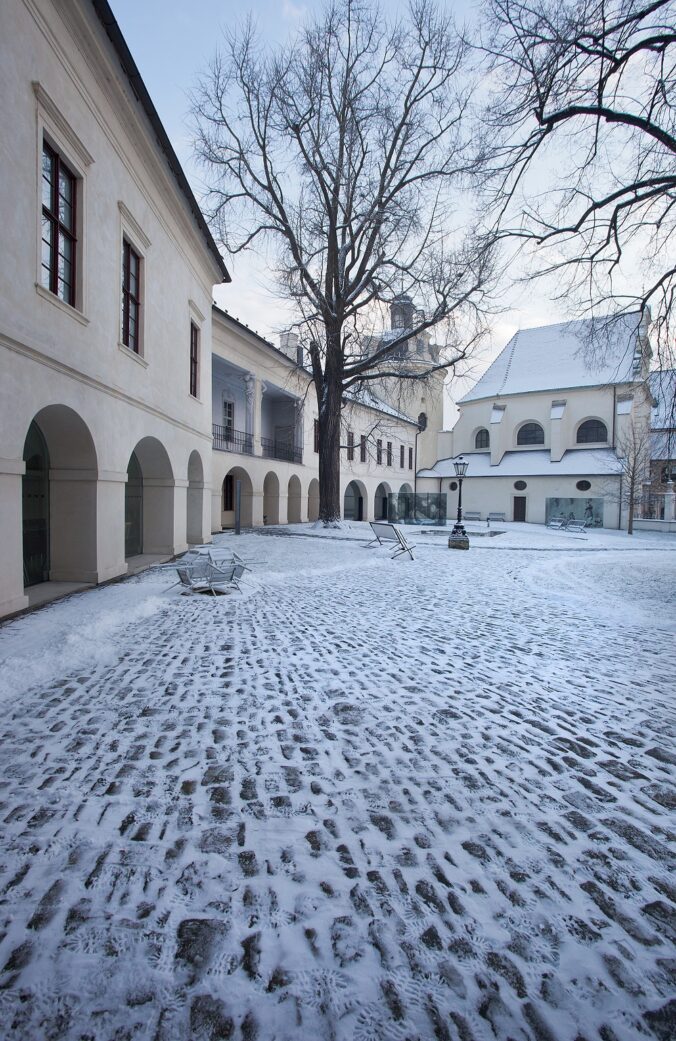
263,471,280,525
221,466,254,528
22,405,98,586
344,480,367,522
307,478,320,522
126,437,174,557
287,475,302,523
374,482,391,521
187,450,205,544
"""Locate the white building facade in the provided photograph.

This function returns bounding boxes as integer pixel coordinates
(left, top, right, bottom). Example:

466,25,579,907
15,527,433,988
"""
0,0,228,618
418,316,654,529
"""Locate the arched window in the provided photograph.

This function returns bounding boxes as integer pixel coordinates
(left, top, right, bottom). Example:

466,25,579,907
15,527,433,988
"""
517,422,544,446
577,419,608,443
475,428,489,449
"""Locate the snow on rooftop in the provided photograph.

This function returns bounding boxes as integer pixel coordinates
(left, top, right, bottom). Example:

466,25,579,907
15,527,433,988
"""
418,448,623,479
346,385,418,424
460,315,643,403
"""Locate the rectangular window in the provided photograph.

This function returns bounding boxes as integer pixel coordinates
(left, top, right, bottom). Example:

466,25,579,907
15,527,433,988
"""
400,445,405,468
223,473,234,511
387,441,392,466
314,419,320,453
190,321,199,397
360,435,366,463
122,239,142,352
377,439,383,465
223,400,234,438
41,141,77,306
409,446,413,470
347,430,354,461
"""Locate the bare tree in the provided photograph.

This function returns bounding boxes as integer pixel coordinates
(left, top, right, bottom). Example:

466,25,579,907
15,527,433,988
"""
193,0,496,522
612,417,654,532
480,0,675,372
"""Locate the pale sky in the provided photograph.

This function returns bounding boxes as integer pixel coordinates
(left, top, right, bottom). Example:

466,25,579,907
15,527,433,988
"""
109,0,570,412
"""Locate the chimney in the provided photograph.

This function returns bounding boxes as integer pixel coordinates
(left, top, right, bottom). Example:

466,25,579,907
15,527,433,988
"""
279,330,299,360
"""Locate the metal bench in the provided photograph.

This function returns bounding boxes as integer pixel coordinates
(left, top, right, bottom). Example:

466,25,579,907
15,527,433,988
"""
463,511,481,521
364,521,416,560
547,516,567,529
488,512,506,522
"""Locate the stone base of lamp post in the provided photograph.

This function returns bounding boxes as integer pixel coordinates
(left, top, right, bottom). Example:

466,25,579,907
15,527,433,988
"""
448,524,469,550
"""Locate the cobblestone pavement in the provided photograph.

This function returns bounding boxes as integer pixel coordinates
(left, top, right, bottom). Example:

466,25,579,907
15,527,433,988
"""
0,535,674,1041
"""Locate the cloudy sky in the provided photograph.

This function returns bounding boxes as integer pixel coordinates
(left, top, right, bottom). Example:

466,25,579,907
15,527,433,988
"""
109,0,569,405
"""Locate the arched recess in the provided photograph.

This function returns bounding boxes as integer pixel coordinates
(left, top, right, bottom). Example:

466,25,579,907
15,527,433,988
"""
126,437,174,557
576,418,608,444
344,479,368,522
186,450,204,545
221,466,254,528
287,474,302,523
516,422,545,446
263,471,280,525
394,481,414,523
22,405,98,586
374,481,392,521
307,478,320,522
474,427,490,449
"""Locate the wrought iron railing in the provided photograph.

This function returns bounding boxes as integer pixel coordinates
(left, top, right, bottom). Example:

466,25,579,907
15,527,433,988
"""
260,436,303,465
637,492,667,519
212,424,254,455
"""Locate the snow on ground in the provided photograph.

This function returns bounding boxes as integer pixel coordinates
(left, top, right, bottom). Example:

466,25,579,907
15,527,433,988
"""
0,529,674,1041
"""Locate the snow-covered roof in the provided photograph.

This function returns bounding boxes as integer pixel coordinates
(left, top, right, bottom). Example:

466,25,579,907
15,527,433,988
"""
418,449,622,479
649,369,676,430
460,315,643,403
345,386,418,425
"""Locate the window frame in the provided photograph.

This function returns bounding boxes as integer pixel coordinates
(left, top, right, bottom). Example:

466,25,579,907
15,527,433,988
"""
475,428,490,449
121,238,142,354
41,140,77,307
189,321,200,398
516,422,545,447
376,439,383,465
400,445,405,468
347,430,354,461
386,441,393,466
409,446,413,470
360,435,367,463
576,419,608,444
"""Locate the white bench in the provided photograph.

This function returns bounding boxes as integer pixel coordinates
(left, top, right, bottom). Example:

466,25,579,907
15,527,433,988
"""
488,512,506,523
463,511,481,521
364,521,416,560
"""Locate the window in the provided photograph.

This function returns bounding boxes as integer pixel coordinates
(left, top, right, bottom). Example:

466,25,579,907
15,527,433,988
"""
377,439,383,465
408,446,413,470
223,400,234,438
577,419,608,444
450,481,458,491
517,422,544,446
386,441,392,466
223,474,234,510
41,141,77,306
514,480,527,490
314,419,320,453
475,428,490,449
189,322,200,397
360,435,367,463
400,445,405,468
122,239,142,352
576,480,592,491
347,430,354,461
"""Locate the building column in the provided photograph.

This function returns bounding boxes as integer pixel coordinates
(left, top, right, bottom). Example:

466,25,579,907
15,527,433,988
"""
49,468,98,582
0,459,29,617
244,374,255,450
96,470,129,583
665,481,676,522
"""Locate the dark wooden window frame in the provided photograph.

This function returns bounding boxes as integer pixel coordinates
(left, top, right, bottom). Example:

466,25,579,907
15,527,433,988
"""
360,435,367,463
376,439,383,465
400,444,405,468
386,441,393,466
347,430,354,461
408,446,413,470
41,140,77,306
475,428,490,449
122,238,142,353
190,321,200,397
576,419,608,444
517,422,545,446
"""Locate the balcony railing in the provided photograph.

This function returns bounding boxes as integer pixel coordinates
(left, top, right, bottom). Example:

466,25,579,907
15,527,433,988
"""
212,424,254,455
261,436,303,465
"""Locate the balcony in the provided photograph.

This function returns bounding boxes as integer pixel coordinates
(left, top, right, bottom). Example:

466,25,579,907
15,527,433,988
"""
213,424,254,455
261,436,303,465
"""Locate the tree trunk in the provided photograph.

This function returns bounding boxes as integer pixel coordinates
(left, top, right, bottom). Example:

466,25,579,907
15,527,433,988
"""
627,475,635,535
317,327,344,524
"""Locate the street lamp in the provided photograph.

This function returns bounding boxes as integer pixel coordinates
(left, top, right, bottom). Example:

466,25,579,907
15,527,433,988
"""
448,456,470,550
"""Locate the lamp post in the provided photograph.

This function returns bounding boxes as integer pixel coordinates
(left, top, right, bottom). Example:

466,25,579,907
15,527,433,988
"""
448,457,470,550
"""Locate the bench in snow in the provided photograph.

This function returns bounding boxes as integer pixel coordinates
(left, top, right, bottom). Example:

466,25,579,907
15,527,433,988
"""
364,521,416,560
463,511,481,521
488,512,506,522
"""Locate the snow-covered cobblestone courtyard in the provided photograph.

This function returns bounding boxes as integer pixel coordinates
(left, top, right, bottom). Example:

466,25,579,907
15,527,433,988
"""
0,528,674,1041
